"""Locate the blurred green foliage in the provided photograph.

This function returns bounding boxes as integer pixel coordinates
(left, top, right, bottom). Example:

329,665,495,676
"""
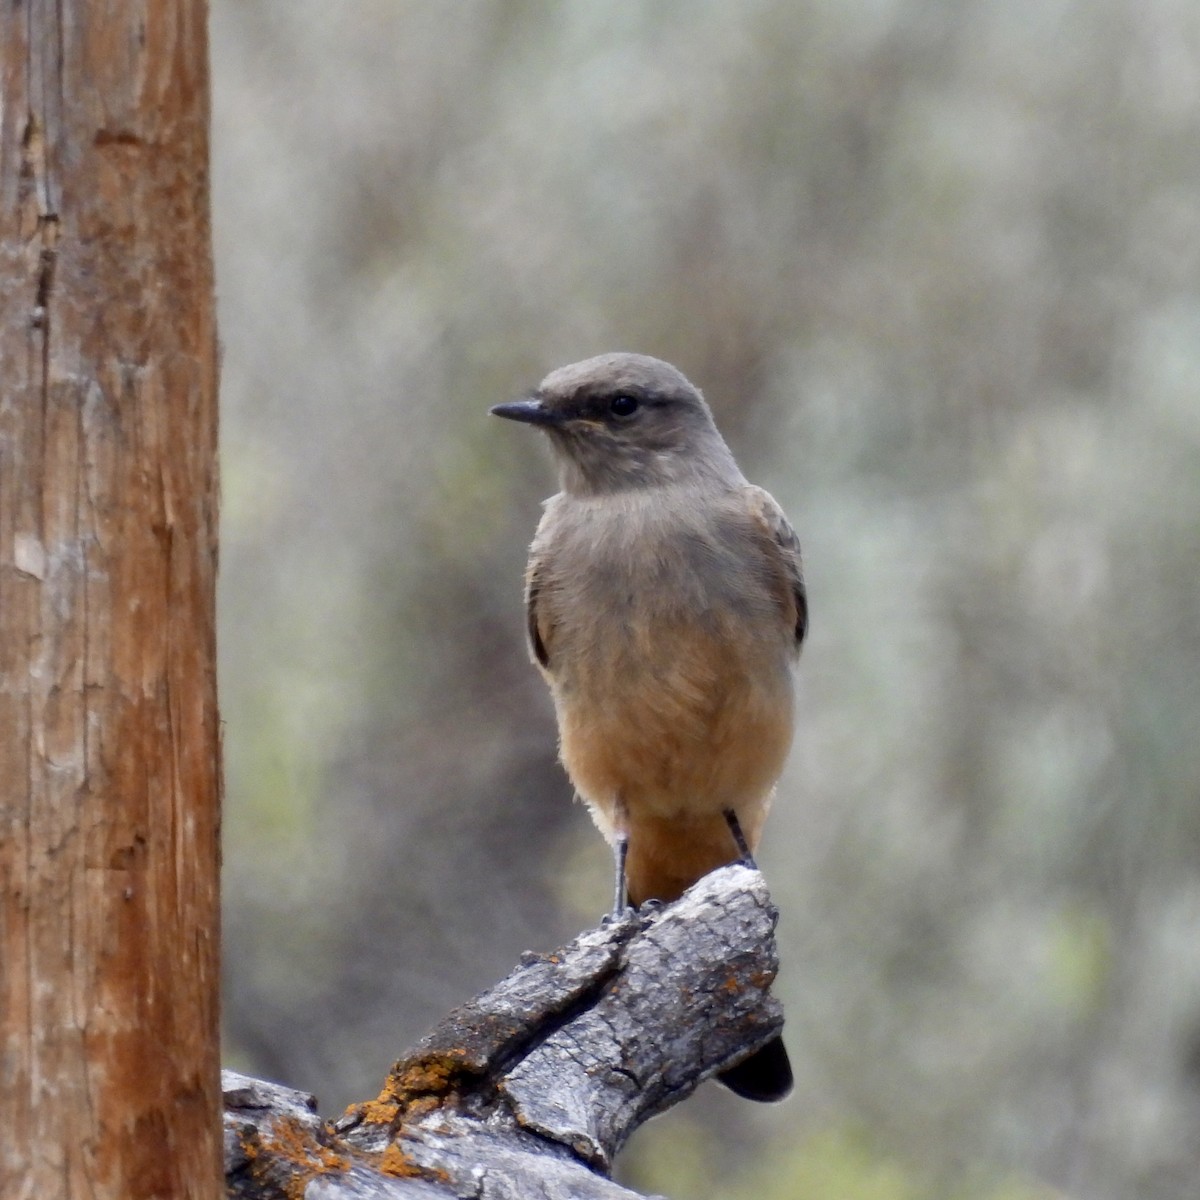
213,2,1200,1197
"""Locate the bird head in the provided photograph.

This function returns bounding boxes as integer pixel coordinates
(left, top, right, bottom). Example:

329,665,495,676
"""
491,353,741,495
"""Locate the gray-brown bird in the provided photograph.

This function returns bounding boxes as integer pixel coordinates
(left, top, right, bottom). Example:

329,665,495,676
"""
491,352,806,1102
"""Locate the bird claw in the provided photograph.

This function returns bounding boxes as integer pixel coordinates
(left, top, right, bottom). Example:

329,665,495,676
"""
601,905,637,929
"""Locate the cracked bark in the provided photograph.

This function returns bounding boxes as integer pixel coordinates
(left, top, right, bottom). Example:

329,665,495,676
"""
0,5,221,1199
224,865,785,1200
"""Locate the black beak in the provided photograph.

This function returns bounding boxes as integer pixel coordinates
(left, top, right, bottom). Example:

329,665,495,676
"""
489,396,560,427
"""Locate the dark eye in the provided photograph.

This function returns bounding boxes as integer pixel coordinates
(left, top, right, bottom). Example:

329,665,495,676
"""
609,393,640,417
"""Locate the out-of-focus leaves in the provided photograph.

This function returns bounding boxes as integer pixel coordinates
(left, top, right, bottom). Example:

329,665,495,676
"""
213,2,1200,1197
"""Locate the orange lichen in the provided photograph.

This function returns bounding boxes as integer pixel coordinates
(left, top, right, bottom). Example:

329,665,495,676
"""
378,1145,420,1178
392,1055,460,1093
343,1095,401,1127
243,1114,355,1200
266,1115,351,1175
239,1090,474,1195
339,1050,476,1145
377,1143,452,1184
235,1127,261,1163
378,1144,424,1179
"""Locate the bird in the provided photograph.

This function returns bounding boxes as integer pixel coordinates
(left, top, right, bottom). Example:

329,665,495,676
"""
491,352,806,1102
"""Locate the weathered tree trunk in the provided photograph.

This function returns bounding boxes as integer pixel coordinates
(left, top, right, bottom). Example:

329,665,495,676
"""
0,5,221,1198
224,866,786,1200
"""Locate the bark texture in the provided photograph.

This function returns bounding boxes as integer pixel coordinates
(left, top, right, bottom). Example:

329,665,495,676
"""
224,866,784,1200
0,4,221,1198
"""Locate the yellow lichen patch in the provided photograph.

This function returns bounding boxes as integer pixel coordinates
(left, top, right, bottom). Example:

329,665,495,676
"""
390,1051,466,1095
344,1095,402,1127
236,1126,261,1163
268,1115,351,1175
377,1143,453,1185
378,1144,424,1179
342,1051,473,1137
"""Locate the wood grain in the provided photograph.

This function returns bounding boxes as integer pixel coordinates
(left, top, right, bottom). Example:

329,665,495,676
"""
225,866,784,1199
0,4,221,1197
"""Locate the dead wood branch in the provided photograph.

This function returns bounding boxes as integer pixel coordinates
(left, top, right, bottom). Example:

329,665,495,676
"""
224,864,784,1199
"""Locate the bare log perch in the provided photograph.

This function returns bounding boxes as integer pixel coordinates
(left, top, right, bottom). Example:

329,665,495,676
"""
224,864,785,1199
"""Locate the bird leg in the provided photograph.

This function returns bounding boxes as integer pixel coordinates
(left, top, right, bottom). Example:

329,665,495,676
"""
723,809,757,869
609,796,631,918
611,836,629,917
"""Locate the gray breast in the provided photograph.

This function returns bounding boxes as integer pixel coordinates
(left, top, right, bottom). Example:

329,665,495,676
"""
548,492,782,636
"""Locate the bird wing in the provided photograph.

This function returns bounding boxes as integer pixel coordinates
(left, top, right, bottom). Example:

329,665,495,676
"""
745,485,808,650
524,547,552,670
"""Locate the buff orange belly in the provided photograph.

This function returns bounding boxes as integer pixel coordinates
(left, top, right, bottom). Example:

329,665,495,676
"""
552,640,794,902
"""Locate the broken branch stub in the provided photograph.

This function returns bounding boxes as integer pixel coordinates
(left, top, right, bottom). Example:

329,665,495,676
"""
225,864,785,1199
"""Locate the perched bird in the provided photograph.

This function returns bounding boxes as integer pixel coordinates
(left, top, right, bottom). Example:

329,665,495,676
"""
491,352,806,1102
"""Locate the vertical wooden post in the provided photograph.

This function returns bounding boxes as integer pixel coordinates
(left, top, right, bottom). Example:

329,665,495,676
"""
0,4,222,1197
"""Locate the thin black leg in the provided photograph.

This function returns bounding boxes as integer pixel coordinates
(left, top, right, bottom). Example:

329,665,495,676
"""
723,809,756,868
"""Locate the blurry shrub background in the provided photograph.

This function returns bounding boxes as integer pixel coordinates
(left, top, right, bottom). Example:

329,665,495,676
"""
213,3,1200,1198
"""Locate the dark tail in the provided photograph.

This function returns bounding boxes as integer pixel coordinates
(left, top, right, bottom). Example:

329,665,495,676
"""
717,1034,793,1102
